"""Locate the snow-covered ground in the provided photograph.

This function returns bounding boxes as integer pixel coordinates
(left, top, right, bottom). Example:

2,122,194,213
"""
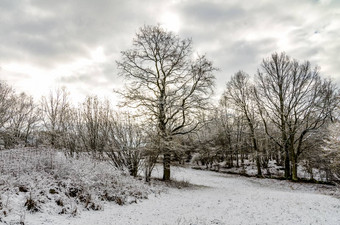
20,166,340,225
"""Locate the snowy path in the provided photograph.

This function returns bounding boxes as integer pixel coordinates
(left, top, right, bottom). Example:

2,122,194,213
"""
26,167,340,225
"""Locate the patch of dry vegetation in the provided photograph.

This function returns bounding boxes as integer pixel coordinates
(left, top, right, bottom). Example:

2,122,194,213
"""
0,147,162,224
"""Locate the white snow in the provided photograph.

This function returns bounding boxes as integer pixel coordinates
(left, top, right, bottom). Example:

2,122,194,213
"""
20,166,340,225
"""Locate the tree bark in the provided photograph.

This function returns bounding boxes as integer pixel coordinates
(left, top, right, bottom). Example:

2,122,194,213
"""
163,152,171,180
256,153,262,177
284,149,291,179
290,144,298,181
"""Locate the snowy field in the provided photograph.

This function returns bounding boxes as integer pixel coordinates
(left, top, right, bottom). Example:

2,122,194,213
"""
19,166,340,225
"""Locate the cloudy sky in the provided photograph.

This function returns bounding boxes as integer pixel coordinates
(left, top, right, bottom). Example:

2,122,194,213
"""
1,0,339,104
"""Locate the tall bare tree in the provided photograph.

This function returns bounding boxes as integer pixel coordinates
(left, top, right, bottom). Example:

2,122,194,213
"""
225,71,262,176
116,25,216,180
255,52,338,180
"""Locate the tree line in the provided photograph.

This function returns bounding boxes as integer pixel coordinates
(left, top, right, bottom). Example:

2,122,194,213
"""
0,84,160,180
1,25,339,182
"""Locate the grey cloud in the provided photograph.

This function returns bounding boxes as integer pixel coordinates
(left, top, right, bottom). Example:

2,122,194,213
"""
180,1,245,23
58,57,122,90
0,0,162,67
1,0,339,102
210,38,277,91
176,0,339,88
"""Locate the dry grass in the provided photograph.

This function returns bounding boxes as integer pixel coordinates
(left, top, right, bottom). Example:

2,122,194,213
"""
0,147,162,224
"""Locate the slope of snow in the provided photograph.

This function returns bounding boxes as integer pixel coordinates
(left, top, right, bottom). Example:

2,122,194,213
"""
21,166,340,225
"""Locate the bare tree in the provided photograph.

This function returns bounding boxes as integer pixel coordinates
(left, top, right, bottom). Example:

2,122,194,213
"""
214,97,236,167
0,81,15,129
225,71,262,176
10,92,40,144
77,96,110,156
60,106,81,158
107,112,145,177
322,121,340,180
41,88,70,147
255,52,338,180
116,25,216,180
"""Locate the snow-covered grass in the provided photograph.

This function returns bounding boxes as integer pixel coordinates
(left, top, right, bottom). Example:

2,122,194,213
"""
11,165,338,225
0,148,163,224
1,149,340,225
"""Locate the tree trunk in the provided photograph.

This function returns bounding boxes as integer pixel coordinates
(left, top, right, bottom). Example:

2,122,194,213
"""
290,150,298,181
145,166,151,182
236,147,239,168
284,148,291,179
230,150,233,167
291,160,298,181
163,152,171,180
51,133,55,146
275,148,281,166
256,152,262,177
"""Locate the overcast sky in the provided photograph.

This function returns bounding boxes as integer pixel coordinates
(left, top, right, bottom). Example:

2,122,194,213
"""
1,0,339,104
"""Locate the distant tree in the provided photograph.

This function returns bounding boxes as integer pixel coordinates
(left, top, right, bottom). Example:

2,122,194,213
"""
195,125,224,169
116,25,216,180
0,81,15,128
41,88,70,147
77,96,111,156
322,120,340,180
142,123,161,182
107,112,145,177
10,92,40,143
255,52,338,180
60,106,80,157
298,126,330,181
225,71,262,176
215,95,241,168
